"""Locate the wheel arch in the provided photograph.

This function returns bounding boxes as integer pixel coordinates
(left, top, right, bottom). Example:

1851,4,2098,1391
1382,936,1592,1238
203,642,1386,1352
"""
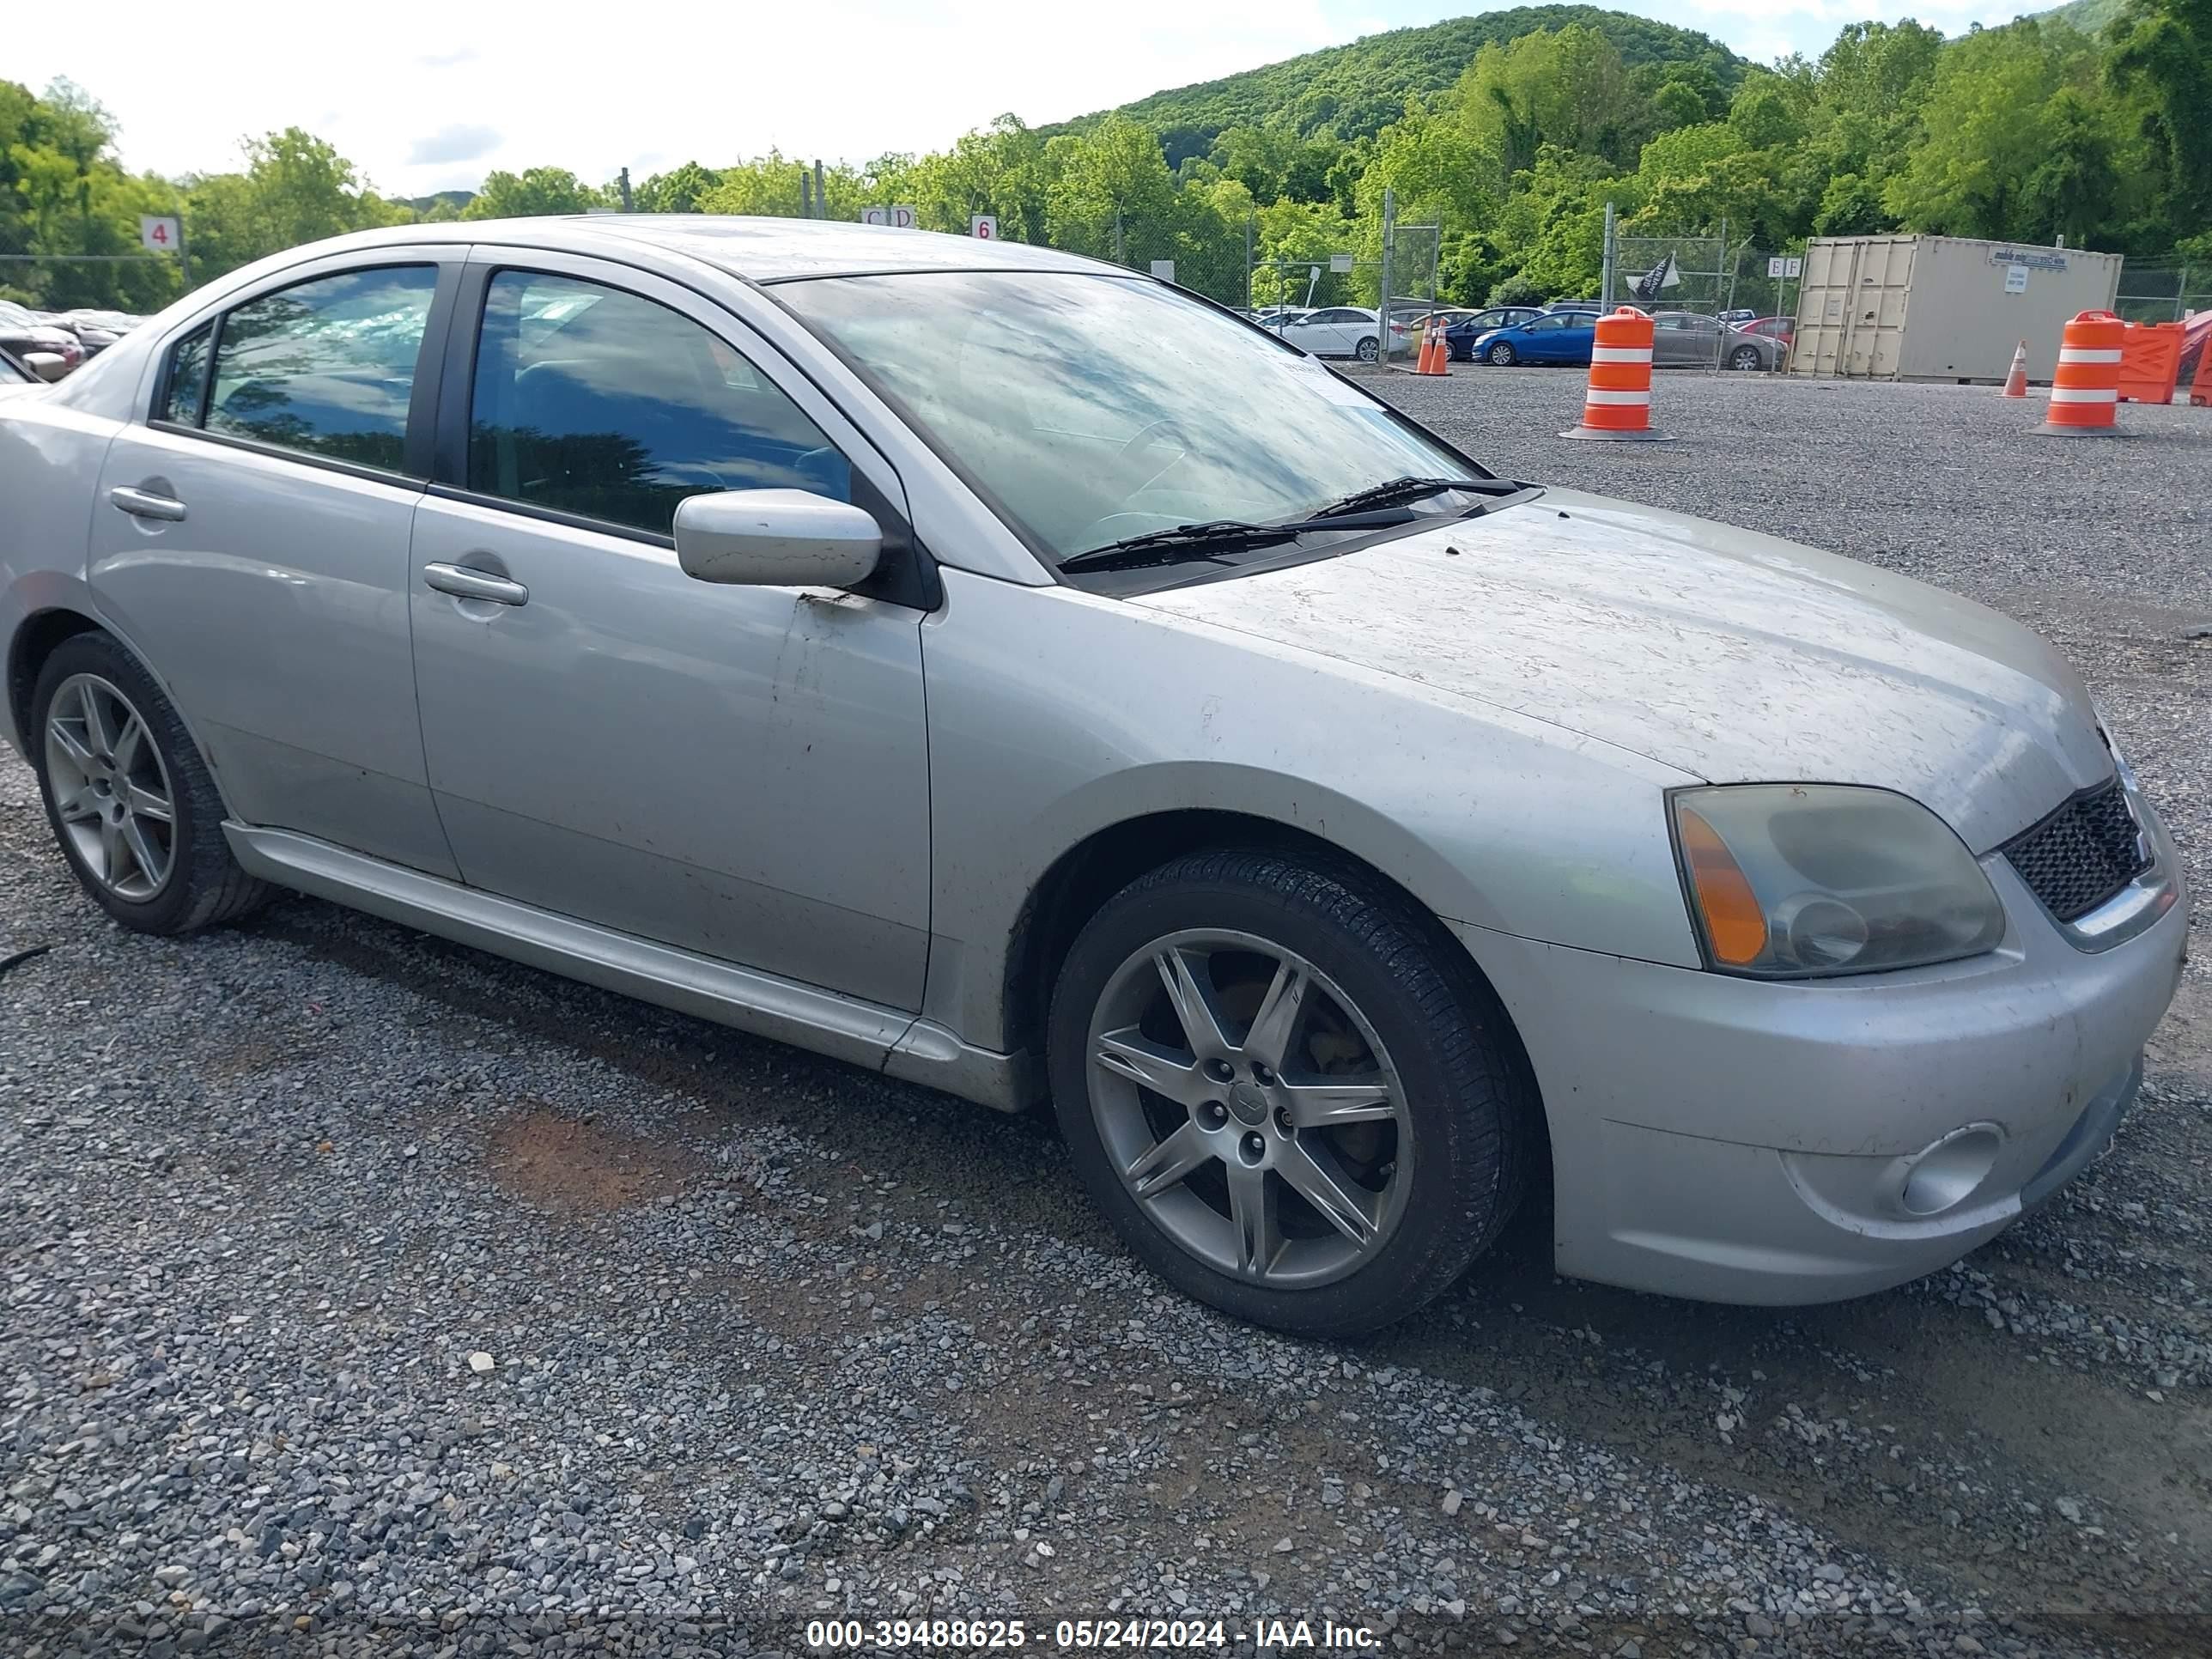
6,603,230,817
1000,807,1546,1133
5,605,106,756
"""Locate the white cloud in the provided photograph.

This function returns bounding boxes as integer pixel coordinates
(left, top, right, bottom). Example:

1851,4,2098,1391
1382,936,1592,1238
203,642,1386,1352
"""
11,0,2060,197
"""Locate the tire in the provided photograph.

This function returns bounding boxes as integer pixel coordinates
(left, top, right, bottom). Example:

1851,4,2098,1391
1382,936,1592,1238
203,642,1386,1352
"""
1354,335,1378,363
1047,848,1535,1338
1486,341,1517,367
1729,344,1762,372
29,632,270,935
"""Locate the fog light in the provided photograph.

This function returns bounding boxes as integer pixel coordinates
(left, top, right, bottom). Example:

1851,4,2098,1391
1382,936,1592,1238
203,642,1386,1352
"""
1898,1127,2002,1216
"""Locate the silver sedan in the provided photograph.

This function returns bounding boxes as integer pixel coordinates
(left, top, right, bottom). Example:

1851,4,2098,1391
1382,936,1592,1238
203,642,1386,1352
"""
0,219,2187,1336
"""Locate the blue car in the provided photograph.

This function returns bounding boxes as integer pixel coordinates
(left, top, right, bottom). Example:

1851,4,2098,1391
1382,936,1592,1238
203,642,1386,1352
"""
1469,311,1599,367
1443,306,1544,362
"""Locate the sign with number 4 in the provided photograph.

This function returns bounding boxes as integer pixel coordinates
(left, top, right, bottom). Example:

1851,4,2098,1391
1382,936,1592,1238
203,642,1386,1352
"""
140,215,181,252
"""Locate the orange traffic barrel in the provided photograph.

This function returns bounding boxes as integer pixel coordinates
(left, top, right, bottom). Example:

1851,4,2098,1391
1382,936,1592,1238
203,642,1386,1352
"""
2042,311,2124,435
1561,307,1672,441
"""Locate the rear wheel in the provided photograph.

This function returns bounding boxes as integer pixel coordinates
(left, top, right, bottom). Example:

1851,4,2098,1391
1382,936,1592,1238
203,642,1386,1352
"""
1486,341,1517,367
1048,848,1534,1337
30,633,269,935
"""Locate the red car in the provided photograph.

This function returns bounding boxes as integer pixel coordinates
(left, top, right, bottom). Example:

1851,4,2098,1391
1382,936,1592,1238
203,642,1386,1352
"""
1738,315,1794,350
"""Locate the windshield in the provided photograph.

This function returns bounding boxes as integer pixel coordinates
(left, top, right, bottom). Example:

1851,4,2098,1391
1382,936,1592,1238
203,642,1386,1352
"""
775,271,1486,566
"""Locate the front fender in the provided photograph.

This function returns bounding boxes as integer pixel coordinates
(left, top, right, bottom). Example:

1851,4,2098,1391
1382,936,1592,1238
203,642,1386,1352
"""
919,570,1703,1050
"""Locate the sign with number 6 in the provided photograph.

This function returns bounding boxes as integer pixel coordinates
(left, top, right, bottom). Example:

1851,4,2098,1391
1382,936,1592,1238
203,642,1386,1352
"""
140,216,181,252
970,215,996,240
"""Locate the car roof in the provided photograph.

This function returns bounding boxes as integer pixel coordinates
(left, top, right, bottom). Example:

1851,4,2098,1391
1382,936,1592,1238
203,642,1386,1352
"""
291,214,1124,284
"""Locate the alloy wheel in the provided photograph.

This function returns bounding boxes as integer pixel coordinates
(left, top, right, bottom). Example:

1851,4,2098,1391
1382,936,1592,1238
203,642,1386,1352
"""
44,672,176,901
1730,345,1761,371
1355,337,1379,362
1085,930,1413,1288
1488,343,1515,366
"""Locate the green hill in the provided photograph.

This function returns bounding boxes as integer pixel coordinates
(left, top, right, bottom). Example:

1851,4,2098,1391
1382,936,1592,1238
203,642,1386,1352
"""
1051,6,1747,155
2034,0,2126,33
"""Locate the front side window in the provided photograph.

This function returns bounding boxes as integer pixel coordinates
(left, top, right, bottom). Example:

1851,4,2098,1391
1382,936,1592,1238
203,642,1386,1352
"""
204,265,436,471
776,271,1480,567
467,271,850,538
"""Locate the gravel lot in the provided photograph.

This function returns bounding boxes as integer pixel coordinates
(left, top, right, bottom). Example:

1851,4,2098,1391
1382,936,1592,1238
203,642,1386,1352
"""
3,371,2209,1658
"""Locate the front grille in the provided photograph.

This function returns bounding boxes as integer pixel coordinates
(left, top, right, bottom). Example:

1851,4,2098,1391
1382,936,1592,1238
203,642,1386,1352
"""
2004,778,2149,923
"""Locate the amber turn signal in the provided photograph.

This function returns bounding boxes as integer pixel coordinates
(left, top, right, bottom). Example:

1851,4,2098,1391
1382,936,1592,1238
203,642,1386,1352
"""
1676,805,1769,965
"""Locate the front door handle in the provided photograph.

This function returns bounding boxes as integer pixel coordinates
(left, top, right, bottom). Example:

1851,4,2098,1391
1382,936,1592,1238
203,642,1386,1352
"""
423,562,529,606
109,485,187,522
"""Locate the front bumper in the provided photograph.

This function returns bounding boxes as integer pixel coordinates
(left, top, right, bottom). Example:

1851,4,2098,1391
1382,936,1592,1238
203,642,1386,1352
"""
1454,819,2190,1305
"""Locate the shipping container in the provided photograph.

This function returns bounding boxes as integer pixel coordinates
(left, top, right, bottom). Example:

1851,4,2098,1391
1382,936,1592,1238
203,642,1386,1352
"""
1790,235,2124,383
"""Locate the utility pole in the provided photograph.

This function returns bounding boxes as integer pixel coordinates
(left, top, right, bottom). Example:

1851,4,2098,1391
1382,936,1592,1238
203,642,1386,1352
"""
814,161,827,220
174,211,193,293
1600,201,1615,308
1377,186,1395,367
618,167,633,212
800,167,813,219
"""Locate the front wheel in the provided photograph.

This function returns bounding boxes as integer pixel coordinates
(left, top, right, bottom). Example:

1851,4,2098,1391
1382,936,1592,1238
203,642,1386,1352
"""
1729,344,1763,371
1486,341,1517,366
1048,848,1535,1338
1354,335,1378,363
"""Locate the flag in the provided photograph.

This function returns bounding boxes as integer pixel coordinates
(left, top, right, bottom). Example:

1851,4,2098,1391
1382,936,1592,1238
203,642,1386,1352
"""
1632,253,1681,305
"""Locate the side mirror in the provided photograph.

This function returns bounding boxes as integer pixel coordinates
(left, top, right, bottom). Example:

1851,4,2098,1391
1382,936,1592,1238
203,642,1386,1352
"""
24,351,68,382
674,489,883,589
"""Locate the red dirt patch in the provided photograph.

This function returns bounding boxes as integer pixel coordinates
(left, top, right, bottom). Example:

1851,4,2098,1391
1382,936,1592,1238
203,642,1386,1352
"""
485,1107,696,1212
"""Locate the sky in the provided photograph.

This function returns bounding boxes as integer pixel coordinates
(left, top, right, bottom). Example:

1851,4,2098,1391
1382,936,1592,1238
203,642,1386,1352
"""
10,0,2051,200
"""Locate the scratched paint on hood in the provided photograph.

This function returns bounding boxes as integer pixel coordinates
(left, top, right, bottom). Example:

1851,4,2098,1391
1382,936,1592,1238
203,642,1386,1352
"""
1132,488,2112,853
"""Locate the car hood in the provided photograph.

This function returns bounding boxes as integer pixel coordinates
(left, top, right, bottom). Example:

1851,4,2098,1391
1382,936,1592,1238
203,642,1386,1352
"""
1132,488,2111,853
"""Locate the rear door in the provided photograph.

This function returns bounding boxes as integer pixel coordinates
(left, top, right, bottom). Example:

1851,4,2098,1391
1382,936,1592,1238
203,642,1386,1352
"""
87,252,463,876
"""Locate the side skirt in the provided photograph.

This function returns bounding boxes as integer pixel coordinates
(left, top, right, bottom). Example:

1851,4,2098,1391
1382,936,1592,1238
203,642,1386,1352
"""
223,824,1039,1113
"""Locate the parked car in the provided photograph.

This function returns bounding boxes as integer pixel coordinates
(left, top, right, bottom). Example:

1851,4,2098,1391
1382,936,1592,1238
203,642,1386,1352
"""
1541,299,1607,314
1738,315,1796,351
0,301,84,374
0,344,52,385
1271,305,1382,362
0,219,2185,1337
54,308,143,356
1469,310,1599,366
1717,308,1759,326
1651,310,1784,371
1444,306,1544,361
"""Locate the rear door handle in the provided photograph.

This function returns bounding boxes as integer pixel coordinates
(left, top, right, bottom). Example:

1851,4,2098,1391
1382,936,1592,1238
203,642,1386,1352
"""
108,485,187,522
423,562,529,606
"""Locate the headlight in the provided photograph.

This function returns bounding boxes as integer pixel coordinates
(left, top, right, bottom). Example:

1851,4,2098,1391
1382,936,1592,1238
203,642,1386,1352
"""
1670,785,2005,979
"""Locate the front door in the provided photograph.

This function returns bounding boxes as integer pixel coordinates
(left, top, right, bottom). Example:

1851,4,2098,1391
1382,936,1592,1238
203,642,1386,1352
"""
88,255,460,877
407,255,933,1010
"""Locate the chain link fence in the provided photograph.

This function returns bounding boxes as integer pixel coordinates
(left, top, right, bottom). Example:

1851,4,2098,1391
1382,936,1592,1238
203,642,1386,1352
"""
1243,220,1440,371
2114,261,2209,324
0,222,189,312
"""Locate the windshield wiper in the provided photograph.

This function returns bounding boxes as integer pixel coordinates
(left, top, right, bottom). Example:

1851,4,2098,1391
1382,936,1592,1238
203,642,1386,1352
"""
1058,508,1413,574
1308,475,1518,519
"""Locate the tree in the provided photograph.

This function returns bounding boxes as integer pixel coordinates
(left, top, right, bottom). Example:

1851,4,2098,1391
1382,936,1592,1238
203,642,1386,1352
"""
1046,115,1176,262
1882,23,2103,240
465,167,611,219
635,162,722,214
2021,88,2124,246
2106,0,2212,228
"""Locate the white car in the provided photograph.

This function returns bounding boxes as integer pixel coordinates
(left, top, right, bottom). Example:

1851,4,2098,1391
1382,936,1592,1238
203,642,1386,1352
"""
1271,307,1381,363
